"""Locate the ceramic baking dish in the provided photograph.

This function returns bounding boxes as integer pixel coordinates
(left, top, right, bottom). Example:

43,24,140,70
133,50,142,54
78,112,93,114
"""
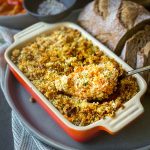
5,22,147,142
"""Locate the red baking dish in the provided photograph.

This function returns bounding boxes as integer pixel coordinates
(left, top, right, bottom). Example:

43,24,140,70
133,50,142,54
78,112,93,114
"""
5,22,147,142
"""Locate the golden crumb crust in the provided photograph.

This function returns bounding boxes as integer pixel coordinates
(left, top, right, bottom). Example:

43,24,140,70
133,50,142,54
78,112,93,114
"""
55,58,120,100
11,27,139,126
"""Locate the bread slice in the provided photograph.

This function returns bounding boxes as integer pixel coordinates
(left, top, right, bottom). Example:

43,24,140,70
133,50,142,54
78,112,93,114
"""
147,51,150,93
121,26,150,93
139,42,150,93
78,0,150,55
121,25,150,68
128,0,150,11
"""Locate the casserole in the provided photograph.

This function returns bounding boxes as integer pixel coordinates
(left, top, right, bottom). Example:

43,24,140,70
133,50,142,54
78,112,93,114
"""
5,22,147,141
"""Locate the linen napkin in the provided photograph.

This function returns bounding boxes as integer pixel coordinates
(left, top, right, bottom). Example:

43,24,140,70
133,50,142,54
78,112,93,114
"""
0,26,56,150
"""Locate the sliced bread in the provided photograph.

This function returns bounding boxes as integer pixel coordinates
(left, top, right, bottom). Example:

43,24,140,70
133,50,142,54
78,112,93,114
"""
129,0,150,11
139,42,150,93
121,25,150,68
78,0,150,55
121,26,150,92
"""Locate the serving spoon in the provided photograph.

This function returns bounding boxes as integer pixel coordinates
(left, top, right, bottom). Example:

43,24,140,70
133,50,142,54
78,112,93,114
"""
127,65,150,76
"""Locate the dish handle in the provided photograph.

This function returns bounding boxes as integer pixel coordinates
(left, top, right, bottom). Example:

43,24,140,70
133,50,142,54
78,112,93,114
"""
14,22,50,41
100,98,144,133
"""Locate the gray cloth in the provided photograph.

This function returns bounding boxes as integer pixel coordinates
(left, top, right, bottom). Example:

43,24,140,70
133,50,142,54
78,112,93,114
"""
12,112,55,150
0,26,55,150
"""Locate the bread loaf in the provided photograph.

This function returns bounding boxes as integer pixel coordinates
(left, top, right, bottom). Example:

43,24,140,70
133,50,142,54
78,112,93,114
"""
78,0,150,55
141,42,150,89
121,26,150,92
121,25,150,68
138,42,150,93
129,0,150,11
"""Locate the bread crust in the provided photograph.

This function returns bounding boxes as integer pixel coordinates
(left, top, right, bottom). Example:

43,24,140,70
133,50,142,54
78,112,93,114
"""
121,26,150,93
78,0,150,54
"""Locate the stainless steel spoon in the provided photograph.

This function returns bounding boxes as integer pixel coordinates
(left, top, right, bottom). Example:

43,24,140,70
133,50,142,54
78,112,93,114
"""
127,65,150,76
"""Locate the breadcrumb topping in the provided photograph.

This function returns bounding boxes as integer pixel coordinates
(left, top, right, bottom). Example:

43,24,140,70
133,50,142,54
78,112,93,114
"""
11,27,139,126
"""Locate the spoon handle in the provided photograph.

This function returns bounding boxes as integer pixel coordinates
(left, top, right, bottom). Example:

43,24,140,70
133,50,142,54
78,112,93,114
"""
127,65,150,76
